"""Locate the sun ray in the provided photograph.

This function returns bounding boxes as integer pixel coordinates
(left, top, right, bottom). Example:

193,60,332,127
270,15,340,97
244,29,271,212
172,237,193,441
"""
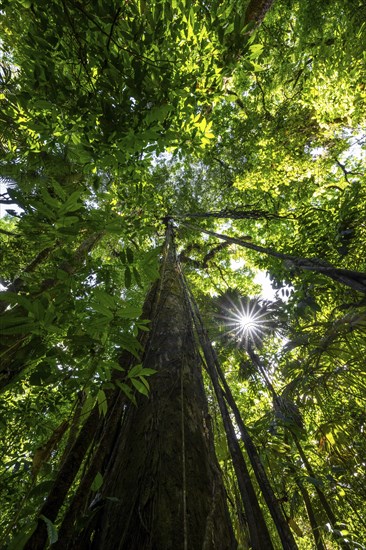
216,296,274,348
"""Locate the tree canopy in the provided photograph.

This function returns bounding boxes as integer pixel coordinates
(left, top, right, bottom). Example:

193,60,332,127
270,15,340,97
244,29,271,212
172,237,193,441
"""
1,0,366,548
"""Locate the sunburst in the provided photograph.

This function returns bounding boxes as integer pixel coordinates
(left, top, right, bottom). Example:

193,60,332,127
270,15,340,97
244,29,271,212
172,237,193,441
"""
217,296,274,348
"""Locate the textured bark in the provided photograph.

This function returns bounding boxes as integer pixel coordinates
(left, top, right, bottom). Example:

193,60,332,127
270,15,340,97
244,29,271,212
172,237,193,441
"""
292,436,351,550
71,225,236,550
246,348,349,550
204,360,274,550
214,356,298,549
53,391,128,550
244,0,275,26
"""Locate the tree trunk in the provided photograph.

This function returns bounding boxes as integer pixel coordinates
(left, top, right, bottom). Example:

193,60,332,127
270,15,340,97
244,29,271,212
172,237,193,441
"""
71,224,236,549
295,480,327,550
244,0,275,26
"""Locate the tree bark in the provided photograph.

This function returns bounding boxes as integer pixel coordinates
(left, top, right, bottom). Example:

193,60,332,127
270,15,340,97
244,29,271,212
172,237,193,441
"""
296,479,327,550
70,225,236,549
196,338,274,550
247,347,350,550
24,406,100,550
244,0,275,27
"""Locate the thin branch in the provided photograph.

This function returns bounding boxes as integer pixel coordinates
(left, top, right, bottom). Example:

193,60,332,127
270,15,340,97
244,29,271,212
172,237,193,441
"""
106,8,121,52
176,208,295,221
181,222,366,293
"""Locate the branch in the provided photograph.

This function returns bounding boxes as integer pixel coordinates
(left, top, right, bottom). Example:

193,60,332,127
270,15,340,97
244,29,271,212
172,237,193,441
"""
176,208,294,221
244,0,276,28
106,8,121,51
182,222,366,294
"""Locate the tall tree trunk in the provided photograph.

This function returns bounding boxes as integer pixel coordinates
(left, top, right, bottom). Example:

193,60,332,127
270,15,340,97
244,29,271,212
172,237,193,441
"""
194,335,275,549
71,224,236,549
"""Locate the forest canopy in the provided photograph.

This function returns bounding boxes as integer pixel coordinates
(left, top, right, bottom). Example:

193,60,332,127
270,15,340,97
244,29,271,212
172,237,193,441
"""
0,0,365,548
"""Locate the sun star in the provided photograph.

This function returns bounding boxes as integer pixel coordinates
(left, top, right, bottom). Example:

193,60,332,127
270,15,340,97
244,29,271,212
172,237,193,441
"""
218,297,272,347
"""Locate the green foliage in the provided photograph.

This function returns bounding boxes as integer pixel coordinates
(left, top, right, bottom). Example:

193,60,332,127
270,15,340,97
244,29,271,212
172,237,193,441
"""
1,0,365,547
39,515,58,545
90,472,103,493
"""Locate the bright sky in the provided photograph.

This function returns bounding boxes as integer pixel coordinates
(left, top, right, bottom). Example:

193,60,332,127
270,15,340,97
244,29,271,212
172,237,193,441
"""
230,258,277,301
0,180,22,218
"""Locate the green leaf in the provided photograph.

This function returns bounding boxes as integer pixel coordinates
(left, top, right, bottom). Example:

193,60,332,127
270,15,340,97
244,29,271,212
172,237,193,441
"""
40,515,58,545
97,389,108,417
110,362,124,372
59,190,84,214
139,368,157,376
91,302,114,320
115,380,137,405
0,292,34,313
117,304,142,318
0,291,20,304
40,188,61,209
55,216,80,227
92,289,116,309
6,523,37,550
132,266,142,287
50,180,67,201
0,321,38,334
105,221,123,234
124,266,132,289
119,250,126,264
126,247,134,264
28,364,52,386
136,321,150,331
128,364,143,378
139,376,150,390
131,377,149,396
117,334,142,358
80,393,96,419
91,471,103,492
249,43,264,59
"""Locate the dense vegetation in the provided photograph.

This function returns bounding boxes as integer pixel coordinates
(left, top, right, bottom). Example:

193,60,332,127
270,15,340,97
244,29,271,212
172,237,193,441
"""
0,0,365,548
